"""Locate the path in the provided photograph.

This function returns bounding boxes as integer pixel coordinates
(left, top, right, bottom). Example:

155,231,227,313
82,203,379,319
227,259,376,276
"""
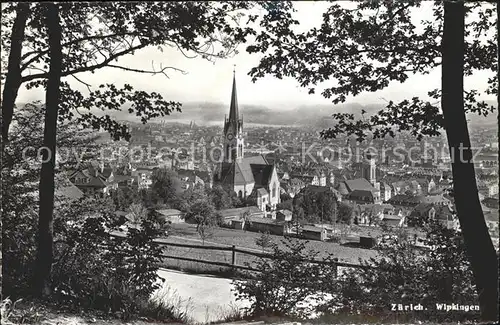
154,269,251,324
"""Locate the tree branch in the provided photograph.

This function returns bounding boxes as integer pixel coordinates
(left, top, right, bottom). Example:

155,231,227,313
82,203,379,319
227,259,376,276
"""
106,63,186,78
21,42,148,83
71,74,92,92
20,32,136,71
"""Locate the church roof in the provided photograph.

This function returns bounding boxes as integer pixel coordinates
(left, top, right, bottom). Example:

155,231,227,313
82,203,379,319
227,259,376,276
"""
256,188,269,196
344,178,377,193
251,164,274,188
218,155,271,186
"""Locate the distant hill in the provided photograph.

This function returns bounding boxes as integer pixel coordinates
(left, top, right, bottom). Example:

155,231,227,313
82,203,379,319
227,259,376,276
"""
15,99,497,129
144,101,387,128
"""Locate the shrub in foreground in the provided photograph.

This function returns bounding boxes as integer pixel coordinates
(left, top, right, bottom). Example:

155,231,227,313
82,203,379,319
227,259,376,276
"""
320,222,479,323
51,200,170,320
232,237,337,319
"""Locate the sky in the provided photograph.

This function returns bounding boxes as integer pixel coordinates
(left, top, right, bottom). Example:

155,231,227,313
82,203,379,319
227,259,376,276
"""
14,1,495,111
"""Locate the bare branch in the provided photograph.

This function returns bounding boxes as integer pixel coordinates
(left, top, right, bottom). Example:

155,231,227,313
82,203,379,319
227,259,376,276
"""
71,74,92,92
21,42,148,83
175,42,198,59
106,63,186,78
20,32,136,71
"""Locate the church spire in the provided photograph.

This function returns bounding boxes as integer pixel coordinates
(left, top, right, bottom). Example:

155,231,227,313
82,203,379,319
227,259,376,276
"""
223,66,244,162
228,65,239,123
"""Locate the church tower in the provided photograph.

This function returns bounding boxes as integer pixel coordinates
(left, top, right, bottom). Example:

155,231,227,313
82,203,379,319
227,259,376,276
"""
362,153,376,186
223,68,244,162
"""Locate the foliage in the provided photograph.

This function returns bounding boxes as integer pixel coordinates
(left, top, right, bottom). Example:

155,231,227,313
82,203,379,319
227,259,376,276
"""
184,191,218,244
126,202,148,225
209,184,233,210
276,199,292,211
255,231,274,253
293,187,337,224
1,2,276,141
51,198,166,320
337,202,354,225
321,221,479,322
246,1,496,141
150,168,182,206
233,237,337,319
1,104,97,297
109,186,141,211
1,298,22,325
279,192,292,203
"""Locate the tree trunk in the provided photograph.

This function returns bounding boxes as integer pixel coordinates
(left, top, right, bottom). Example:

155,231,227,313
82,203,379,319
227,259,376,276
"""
441,1,498,321
1,3,29,145
34,3,62,297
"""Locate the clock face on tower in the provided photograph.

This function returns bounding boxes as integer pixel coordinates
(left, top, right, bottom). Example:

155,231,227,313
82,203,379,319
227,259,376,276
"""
226,132,237,146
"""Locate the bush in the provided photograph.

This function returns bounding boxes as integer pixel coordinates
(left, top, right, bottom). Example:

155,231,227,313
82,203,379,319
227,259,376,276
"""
255,231,274,253
51,199,168,320
320,221,479,322
1,208,38,297
232,237,337,319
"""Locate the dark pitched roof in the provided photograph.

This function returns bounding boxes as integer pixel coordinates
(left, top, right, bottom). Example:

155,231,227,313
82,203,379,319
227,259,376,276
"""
251,164,274,188
55,176,84,201
344,178,377,193
68,169,108,188
228,73,239,125
217,155,270,186
257,188,269,196
347,190,375,201
304,185,334,194
422,194,451,205
248,217,286,226
100,167,114,179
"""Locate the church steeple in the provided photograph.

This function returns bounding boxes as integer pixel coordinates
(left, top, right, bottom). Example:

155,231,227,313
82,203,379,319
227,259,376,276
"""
223,67,244,162
228,66,239,123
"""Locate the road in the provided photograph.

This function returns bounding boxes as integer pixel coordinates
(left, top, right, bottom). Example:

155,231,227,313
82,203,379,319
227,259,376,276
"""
154,269,251,324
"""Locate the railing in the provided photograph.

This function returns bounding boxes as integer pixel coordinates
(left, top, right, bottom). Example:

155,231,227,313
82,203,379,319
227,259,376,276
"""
109,232,372,275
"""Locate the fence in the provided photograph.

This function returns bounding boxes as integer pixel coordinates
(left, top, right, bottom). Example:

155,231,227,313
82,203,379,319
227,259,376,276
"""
152,238,373,275
109,232,371,276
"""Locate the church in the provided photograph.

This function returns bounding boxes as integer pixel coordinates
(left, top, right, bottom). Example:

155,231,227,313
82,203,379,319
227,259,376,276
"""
213,70,280,211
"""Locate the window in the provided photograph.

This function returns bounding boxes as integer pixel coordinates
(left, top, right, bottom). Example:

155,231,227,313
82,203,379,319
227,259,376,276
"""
238,190,243,198
272,183,277,198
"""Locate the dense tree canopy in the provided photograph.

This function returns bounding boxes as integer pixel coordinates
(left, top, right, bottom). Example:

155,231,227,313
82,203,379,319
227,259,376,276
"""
246,1,498,320
247,1,496,141
293,187,337,224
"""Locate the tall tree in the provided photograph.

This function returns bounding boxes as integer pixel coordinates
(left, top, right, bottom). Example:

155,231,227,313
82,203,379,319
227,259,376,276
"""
185,199,217,245
0,2,272,142
246,1,498,319
150,168,182,205
1,0,289,299
1,2,29,145
209,184,233,210
35,2,63,297
337,202,354,225
441,1,497,318
293,187,337,224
